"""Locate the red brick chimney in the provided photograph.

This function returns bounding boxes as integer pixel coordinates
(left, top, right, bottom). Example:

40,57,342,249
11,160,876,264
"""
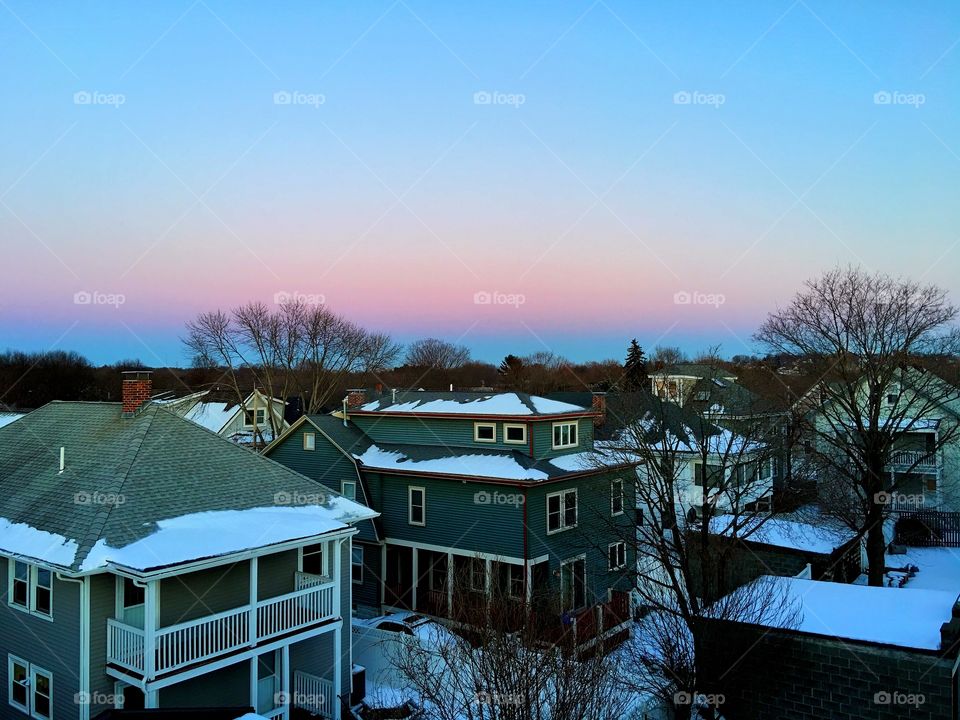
122,370,153,417
591,391,607,427
346,388,367,408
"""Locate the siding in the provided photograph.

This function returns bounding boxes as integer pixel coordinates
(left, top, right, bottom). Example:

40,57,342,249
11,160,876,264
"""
160,660,250,708
352,540,381,612
160,562,250,626
89,573,116,717
0,559,81,720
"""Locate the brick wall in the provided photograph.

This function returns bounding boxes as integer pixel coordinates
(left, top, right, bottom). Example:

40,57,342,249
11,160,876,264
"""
702,621,956,720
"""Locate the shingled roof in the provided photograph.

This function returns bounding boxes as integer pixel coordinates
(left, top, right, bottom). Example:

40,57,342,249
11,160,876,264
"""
0,401,376,573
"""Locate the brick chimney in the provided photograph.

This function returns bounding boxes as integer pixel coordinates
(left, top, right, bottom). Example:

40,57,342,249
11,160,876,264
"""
346,388,367,408
591,391,607,427
122,370,153,417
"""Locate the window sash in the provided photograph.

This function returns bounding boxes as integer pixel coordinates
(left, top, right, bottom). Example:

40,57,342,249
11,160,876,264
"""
474,423,496,442
351,547,363,584
9,656,28,712
503,424,527,444
608,542,626,570
31,667,51,719
11,560,28,609
552,422,578,449
508,565,524,598
547,490,577,532
611,480,624,515
302,543,325,576
409,488,425,525
470,560,485,592
563,490,577,527
342,481,357,501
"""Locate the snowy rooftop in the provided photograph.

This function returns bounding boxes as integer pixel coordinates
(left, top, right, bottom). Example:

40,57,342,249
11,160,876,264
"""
749,576,957,651
0,412,23,429
356,391,590,417
709,514,856,555
183,400,239,433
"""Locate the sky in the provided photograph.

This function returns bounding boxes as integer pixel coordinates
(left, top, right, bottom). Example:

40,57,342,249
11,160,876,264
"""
0,1,958,366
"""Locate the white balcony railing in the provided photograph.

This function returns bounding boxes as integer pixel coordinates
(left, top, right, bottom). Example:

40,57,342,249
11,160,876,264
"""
888,450,939,470
107,580,336,676
293,670,335,719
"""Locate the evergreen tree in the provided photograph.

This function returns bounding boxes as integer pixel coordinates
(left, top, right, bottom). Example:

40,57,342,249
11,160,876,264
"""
624,339,648,389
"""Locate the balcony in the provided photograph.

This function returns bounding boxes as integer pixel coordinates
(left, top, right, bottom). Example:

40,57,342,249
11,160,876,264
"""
107,573,336,678
887,450,939,472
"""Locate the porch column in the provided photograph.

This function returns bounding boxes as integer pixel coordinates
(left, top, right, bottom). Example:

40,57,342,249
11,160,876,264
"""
249,556,258,646
412,548,419,611
525,561,532,604
332,624,343,720
280,644,291,720
380,543,387,608
333,539,342,617
249,656,258,715
446,552,454,616
143,579,158,707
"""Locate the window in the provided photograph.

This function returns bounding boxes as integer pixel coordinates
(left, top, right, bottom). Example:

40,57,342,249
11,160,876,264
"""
758,459,772,481
547,489,577,533
608,542,627,570
244,408,267,426
635,508,644,526
303,432,316,451
552,421,578,449
886,383,901,406
341,480,357,501
560,557,586,611
409,487,426,526
507,564,524,598
8,656,51,719
611,479,624,516
695,390,709,401
474,422,496,443
469,558,485,592
694,463,723,489
120,577,146,628
301,543,325,576
8,560,52,619
352,546,364,584
503,423,527,445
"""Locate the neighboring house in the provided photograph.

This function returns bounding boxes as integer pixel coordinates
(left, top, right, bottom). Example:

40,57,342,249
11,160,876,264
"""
265,390,636,645
802,369,960,511
703,577,960,719
160,389,290,449
0,371,376,720
0,412,23,429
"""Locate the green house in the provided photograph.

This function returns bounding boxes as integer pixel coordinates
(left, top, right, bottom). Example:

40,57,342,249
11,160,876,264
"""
265,390,636,641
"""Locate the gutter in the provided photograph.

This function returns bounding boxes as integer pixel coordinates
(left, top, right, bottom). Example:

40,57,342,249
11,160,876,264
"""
56,572,90,720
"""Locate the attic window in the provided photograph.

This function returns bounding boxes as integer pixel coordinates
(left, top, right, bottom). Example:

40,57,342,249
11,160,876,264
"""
504,423,527,444
474,422,496,443
244,408,266,427
303,432,316,451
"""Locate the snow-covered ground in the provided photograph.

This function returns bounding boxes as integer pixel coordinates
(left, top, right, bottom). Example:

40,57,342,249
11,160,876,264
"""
874,546,960,592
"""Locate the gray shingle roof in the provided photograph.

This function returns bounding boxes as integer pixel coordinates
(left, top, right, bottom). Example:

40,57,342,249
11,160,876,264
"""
0,401,375,572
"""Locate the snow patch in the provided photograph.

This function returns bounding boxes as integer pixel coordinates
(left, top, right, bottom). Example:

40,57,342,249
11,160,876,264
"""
0,517,78,567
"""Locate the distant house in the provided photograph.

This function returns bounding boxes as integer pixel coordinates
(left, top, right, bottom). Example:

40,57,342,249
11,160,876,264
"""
0,371,376,719
160,388,289,449
265,390,636,645
0,412,23,429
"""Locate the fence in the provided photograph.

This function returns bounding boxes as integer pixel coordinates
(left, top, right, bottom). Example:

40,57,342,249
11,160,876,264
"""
894,511,960,547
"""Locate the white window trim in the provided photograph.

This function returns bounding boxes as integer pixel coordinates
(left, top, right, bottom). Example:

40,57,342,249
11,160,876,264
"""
473,422,497,443
341,480,357,501
608,541,627,571
351,546,364,585
298,542,329,578
551,421,579,450
611,479,624,516
7,560,53,621
30,665,52,720
243,407,267,428
503,423,527,445
409,486,426,526
546,489,578,534
8,654,29,715
302,432,316,451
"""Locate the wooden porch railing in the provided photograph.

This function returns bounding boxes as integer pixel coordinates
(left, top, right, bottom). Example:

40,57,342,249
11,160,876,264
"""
293,670,334,719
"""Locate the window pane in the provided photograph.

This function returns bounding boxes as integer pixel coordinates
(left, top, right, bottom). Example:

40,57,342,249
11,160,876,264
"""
342,482,356,500
12,577,28,607
124,578,145,608
35,586,51,616
569,424,577,445
547,495,561,531
302,544,324,575
563,492,577,526
352,547,363,582
506,426,524,442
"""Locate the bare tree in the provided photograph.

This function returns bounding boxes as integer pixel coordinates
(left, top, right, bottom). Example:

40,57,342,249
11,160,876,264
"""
387,573,631,720
755,267,960,585
598,393,797,718
404,338,472,370
650,346,688,369
183,301,401,439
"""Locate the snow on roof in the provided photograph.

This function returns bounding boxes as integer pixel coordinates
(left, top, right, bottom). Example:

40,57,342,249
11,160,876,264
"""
359,392,586,416
751,576,957,650
355,445,550,481
0,413,24,429
80,502,362,572
709,515,855,555
0,517,79,568
183,401,237,433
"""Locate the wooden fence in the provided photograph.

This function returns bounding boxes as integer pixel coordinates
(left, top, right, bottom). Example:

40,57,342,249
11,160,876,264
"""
894,511,960,547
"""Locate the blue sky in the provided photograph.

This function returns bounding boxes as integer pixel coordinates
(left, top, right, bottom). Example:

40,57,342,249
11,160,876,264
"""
0,1,958,365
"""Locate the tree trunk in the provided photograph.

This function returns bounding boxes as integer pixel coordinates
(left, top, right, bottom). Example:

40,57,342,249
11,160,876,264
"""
866,515,887,586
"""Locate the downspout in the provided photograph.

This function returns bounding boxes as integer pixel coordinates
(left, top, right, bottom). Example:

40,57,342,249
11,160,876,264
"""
57,572,90,720
522,487,529,600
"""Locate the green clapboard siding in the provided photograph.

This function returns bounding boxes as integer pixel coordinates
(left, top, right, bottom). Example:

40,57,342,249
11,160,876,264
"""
267,423,377,541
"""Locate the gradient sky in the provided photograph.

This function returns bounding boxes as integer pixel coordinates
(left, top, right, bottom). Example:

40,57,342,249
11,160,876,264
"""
1,1,958,365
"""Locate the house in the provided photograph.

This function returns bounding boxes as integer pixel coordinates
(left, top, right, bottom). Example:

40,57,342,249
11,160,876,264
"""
702,576,960,719
0,371,376,720
0,412,23,429
159,388,290,449
264,390,636,645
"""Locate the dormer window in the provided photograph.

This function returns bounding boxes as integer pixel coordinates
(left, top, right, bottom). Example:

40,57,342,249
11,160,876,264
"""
503,423,527,445
552,421,578,450
244,408,266,427
474,422,497,443
303,432,316,451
